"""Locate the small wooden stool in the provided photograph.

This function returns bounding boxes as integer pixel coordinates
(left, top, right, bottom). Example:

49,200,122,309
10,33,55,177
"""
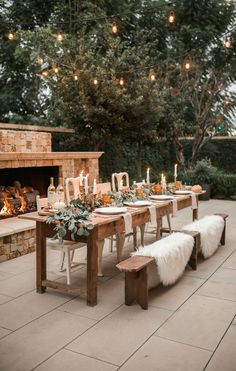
116,256,155,310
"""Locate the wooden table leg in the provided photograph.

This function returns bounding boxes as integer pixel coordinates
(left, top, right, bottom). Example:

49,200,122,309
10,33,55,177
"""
116,232,126,262
139,224,145,246
87,226,98,306
36,221,47,293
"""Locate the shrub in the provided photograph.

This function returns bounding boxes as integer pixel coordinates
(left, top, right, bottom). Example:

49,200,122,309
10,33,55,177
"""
211,173,236,198
192,159,217,184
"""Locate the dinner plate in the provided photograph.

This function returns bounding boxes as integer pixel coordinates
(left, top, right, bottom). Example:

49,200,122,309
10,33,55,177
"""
174,190,192,195
124,200,153,207
149,195,174,200
94,207,127,215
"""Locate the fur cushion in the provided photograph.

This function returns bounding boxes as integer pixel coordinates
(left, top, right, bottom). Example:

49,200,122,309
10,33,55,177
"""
182,215,224,258
132,232,194,287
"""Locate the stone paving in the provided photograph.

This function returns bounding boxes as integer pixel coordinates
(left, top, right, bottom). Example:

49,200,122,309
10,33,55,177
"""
0,199,235,371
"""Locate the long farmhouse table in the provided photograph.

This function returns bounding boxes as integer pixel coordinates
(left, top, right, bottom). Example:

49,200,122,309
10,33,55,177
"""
19,194,199,306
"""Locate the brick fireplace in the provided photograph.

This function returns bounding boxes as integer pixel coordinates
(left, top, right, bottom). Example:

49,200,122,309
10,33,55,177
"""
0,123,103,261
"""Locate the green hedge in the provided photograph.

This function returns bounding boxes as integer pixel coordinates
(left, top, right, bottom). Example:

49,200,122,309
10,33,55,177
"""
211,173,236,199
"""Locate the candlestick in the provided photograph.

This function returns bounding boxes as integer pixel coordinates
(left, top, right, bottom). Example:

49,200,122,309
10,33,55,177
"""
161,175,167,194
146,168,150,185
119,179,123,190
84,173,89,194
174,164,178,178
79,171,84,186
93,179,97,194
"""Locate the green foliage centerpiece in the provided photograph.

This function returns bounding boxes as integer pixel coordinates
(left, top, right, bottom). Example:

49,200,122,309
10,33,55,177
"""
46,195,103,242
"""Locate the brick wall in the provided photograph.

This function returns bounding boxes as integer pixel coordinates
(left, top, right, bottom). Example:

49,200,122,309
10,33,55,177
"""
0,229,36,262
0,130,51,152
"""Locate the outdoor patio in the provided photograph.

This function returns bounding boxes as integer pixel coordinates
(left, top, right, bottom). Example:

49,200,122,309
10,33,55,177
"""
0,199,235,371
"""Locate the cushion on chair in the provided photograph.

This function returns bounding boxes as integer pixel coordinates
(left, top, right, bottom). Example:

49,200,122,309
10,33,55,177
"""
182,215,224,258
132,232,194,287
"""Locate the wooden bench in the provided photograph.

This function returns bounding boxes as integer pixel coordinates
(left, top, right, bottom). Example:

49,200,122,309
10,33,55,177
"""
116,231,200,309
161,213,228,268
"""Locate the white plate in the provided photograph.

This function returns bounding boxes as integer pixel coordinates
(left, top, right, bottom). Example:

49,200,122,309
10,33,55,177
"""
174,190,192,195
149,195,174,200
124,200,153,207
94,207,127,215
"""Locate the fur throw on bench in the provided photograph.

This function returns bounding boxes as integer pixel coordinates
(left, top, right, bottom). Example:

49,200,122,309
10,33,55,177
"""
182,215,224,258
132,232,194,286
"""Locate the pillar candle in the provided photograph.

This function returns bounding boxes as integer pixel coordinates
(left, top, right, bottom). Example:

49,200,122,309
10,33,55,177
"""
93,179,97,194
174,164,178,178
146,168,150,185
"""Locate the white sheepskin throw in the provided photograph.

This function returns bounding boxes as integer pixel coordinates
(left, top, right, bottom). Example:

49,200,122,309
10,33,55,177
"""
132,232,194,287
182,215,224,258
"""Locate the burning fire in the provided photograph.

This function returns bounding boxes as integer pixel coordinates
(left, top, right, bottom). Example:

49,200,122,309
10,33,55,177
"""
0,185,37,218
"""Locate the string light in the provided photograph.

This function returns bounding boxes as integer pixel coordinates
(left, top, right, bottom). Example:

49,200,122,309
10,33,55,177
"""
111,21,118,34
119,77,124,86
56,32,63,42
7,31,14,40
184,58,192,70
93,77,98,85
168,11,175,24
149,73,156,81
53,67,59,74
224,37,232,48
41,71,48,77
73,74,78,81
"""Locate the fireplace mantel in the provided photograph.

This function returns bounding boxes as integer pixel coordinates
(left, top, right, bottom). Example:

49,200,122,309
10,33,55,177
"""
0,152,103,161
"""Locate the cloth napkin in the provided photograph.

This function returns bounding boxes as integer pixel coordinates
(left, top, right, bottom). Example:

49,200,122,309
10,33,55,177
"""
122,213,133,234
171,198,178,216
191,193,197,209
148,205,157,227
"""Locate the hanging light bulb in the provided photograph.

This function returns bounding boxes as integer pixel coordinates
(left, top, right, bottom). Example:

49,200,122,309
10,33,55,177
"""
56,32,63,42
112,21,118,34
53,67,59,74
93,77,98,85
119,77,124,86
150,73,156,81
7,31,14,40
41,71,48,77
224,37,231,48
184,58,192,70
168,11,175,24
73,74,78,81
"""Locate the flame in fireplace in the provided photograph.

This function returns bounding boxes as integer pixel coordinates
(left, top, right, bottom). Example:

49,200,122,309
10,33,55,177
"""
0,187,37,218
0,199,12,216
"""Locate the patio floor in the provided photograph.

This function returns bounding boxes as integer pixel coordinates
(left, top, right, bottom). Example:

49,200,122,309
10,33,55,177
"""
0,199,235,371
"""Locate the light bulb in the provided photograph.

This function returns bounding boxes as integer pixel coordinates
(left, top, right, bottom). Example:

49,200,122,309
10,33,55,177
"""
7,31,14,40
93,78,98,85
150,73,156,81
224,37,231,48
56,32,63,42
42,71,48,77
112,22,118,33
119,77,124,86
53,67,59,74
168,11,175,24
73,74,78,81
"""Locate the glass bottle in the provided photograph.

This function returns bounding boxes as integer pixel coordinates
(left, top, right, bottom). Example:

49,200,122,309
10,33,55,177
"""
47,177,56,208
55,177,65,203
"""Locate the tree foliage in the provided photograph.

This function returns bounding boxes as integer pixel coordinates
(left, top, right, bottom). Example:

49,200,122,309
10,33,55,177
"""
0,0,235,171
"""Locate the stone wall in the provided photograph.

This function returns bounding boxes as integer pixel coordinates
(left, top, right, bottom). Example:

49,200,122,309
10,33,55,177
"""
0,130,51,152
0,229,36,262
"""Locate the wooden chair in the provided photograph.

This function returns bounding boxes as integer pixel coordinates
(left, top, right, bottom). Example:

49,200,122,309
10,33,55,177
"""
65,176,81,204
112,172,129,191
36,195,86,285
96,182,112,194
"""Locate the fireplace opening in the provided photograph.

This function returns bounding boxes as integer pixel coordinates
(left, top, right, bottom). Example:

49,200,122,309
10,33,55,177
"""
0,166,59,218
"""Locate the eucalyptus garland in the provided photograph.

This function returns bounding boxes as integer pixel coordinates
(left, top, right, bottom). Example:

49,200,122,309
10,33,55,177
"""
46,196,103,242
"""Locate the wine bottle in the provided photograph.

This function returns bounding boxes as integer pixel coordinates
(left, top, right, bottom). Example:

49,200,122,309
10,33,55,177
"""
47,177,56,208
55,177,65,203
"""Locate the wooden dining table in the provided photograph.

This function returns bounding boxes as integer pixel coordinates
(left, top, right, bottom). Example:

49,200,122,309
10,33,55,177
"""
19,194,199,306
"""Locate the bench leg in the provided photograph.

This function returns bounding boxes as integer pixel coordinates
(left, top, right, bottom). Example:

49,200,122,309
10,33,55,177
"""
188,234,200,270
125,267,148,310
221,222,226,245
